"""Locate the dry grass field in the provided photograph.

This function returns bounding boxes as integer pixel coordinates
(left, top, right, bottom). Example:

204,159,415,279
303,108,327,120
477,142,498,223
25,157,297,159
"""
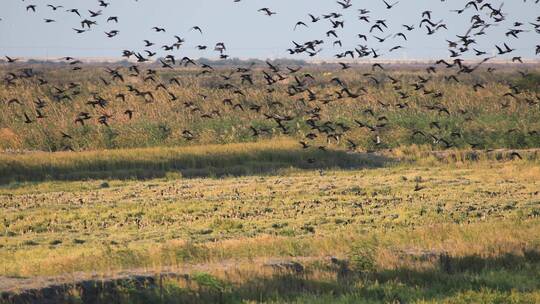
1,63,539,303
1,139,540,303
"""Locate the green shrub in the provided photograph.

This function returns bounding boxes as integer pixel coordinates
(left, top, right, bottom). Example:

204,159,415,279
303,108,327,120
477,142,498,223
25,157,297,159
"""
349,238,378,274
192,272,230,293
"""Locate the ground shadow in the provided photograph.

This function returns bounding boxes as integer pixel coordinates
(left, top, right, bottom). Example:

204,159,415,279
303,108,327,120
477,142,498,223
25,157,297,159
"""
0,149,393,184
2,250,539,303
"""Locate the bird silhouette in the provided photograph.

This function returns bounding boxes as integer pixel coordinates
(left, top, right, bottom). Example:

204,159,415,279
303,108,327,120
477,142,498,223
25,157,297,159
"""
258,8,276,16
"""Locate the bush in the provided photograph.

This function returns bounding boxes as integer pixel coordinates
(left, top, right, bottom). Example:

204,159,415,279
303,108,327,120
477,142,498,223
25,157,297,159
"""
192,272,230,293
349,238,378,274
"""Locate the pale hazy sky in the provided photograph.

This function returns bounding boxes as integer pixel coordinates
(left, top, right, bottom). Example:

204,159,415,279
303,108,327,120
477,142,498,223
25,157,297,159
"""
0,0,538,60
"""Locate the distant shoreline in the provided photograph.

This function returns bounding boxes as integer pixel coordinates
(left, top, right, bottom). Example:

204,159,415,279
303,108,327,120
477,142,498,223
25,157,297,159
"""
2,56,540,66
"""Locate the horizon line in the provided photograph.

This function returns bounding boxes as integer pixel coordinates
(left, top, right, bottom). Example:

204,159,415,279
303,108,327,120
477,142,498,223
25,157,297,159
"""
2,56,540,65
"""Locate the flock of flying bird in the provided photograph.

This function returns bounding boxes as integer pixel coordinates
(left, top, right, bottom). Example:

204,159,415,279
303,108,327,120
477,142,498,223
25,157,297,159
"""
1,0,540,156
